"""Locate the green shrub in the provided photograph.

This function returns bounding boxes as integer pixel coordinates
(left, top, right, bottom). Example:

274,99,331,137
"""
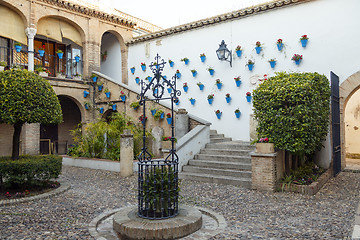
253,72,330,156
0,155,62,187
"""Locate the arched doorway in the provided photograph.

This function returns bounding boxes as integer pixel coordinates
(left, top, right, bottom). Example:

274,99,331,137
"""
102,109,118,123
40,95,81,154
100,31,122,82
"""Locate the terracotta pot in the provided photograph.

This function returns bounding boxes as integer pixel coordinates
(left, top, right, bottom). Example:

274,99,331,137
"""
255,143,274,153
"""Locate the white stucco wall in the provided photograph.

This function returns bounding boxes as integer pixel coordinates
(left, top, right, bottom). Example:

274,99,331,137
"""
345,88,360,155
100,33,122,82
127,0,360,167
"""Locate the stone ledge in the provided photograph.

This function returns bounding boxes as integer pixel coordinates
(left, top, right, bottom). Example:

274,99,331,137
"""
0,180,71,206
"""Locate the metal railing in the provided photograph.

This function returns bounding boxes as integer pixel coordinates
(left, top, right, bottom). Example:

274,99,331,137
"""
0,46,83,79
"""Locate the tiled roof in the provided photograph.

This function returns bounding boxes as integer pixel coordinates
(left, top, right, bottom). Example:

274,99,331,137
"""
126,0,310,45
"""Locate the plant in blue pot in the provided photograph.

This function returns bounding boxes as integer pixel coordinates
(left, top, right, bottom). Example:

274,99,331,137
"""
207,94,214,105
197,82,204,91
91,73,97,82
84,101,91,110
83,90,89,98
181,57,189,65
135,77,140,84
112,104,117,111
141,62,146,71
166,113,172,124
130,67,135,74
168,59,174,67
215,79,222,90
268,58,276,69
183,82,188,92
246,92,252,102
291,54,303,65
167,87,172,93
38,45,45,57
235,45,242,57
225,93,231,103
200,53,206,62
56,49,64,59
215,109,222,119
75,55,80,63
104,88,111,98
97,81,103,91
246,59,255,71
176,70,181,79
300,34,309,48
235,108,241,119
99,107,104,114
191,69,197,77
189,98,195,105
138,114,147,125
207,66,215,76
276,39,284,51
150,107,157,116
255,41,262,54
14,43,22,52
130,101,140,110
146,76,152,82
120,91,126,102
234,76,242,87
154,110,164,120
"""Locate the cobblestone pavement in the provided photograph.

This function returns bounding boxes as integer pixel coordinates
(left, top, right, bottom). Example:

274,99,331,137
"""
0,166,359,239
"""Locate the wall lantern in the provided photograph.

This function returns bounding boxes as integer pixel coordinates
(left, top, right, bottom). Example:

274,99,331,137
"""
216,40,232,67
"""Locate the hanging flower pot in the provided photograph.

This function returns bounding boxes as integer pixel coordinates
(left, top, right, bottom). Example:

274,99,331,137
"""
105,91,111,98
135,77,140,84
75,56,80,63
247,63,254,71
226,96,231,103
112,104,117,111
98,85,103,91
147,76,152,82
83,90,89,98
200,54,206,62
246,95,252,102
235,111,241,119
91,74,97,82
291,54,303,65
38,50,45,57
208,98,214,105
277,43,284,51
84,103,90,110
269,60,276,69
235,80,242,87
255,46,262,54
215,110,222,120
236,50,242,57
175,100,180,105
15,44,22,53
183,85,188,92
216,83,222,90
176,71,181,79
167,88,172,94
181,58,189,65
191,70,197,77
169,60,174,67
301,39,308,47
208,69,215,76
56,50,64,59
166,117,172,125
141,63,146,71
190,98,195,105
154,88,158,95
198,84,204,91
151,109,157,116
99,107,104,114
130,67,135,74
160,112,165,119
295,59,301,65
120,95,126,102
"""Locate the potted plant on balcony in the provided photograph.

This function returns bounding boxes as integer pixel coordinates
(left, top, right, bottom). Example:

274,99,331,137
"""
74,55,80,63
56,49,64,59
35,66,49,77
14,43,22,52
38,45,45,57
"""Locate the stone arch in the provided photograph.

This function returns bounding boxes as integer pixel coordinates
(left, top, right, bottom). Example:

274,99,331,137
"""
0,2,28,26
340,71,360,169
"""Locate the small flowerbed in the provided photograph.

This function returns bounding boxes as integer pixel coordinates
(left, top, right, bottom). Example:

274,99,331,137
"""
1,180,60,200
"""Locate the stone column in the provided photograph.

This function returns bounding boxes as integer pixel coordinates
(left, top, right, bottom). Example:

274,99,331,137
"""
175,108,189,139
151,126,164,158
120,129,134,177
21,123,40,155
25,27,37,72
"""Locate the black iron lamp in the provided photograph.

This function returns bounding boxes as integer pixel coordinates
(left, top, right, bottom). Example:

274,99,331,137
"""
216,40,232,67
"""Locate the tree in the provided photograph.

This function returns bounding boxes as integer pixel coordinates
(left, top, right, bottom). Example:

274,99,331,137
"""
253,72,330,156
0,69,62,160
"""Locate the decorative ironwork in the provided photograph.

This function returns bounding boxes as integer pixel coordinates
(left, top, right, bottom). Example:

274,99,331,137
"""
137,54,180,219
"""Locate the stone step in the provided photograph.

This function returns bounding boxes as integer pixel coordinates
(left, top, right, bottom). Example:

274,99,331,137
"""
194,154,251,163
210,137,232,143
205,142,255,151
210,130,218,135
188,159,251,171
210,133,224,138
179,172,251,188
182,165,251,178
200,149,252,156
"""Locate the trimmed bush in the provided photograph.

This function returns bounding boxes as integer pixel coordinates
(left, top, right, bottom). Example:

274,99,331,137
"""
253,72,330,156
0,155,62,187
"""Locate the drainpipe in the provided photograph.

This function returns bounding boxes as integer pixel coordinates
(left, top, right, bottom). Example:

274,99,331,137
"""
25,27,37,72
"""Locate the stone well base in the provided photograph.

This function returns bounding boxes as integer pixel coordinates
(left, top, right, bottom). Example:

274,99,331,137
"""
113,205,202,240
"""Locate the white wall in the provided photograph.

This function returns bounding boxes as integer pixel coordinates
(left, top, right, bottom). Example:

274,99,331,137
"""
345,88,360,155
127,0,360,166
101,33,122,82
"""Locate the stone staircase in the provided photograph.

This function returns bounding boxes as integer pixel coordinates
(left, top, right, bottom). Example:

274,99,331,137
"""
179,130,255,188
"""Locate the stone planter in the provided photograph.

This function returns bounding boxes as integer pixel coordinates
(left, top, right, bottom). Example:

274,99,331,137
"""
256,143,274,153
162,141,173,150
39,72,48,77
56,73,65,79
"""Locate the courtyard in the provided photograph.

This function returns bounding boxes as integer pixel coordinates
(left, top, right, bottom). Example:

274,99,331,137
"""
0,165,358,239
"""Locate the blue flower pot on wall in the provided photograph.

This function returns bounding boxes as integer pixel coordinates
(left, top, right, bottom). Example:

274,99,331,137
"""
184,59,189,65
15,45,22,52
209,69,215,76
151,109,157,116
192,71,197,77
85,103,89,110
130,67,135,74
246,95,252,103
154,88,158,95
235,111,241,118
248,64,254,71
166,118,172,125
198,84,204,91
301,39,308,48
167,88,172,93
208,98,213,105
235,80,241,87
216,112,222,119
226,97,231,103
135,78,140,84
75,56,80,63
147,76,152,82
99,107,104,114
176,72,181,79
169,62,174,67
105,92,111,98
57,52,63,59
160,112,165,119
269,61,276,69
38,50,45,57
141,65,146,71
236,50,242,57
295,59,301,65
92,76,97,82
216,83,222,90
277,43,284,51
112,104,117,111
121,95,126,102
183,86,188,92
98,85,103,91
175,100,180,105
190,99,195,105
200,56,206,62
83,90,89,98
255,46,262,54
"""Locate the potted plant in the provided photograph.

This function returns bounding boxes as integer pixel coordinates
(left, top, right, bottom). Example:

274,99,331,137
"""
181,57,189,65
120,91,126,102
197,82,204,91
73,72,82,80
104,88,111,98
14,42,22,52
146,76,152,82
167,86,172,94
90,73,97,82
268,58,276,68
235,45,242,57
74,55,80,63
215,109,222,119
97,81,103,91
112,103,117,111
135,77,140,85
207,66,215,76
246,59,255,71
300,34,309,48
99,107,104,114
215,79,222,90
161,136,177,150
130,101,140,110
139,114,147,124
101,51,107,61
200,53,206,62
166,113,172,124
191,69,197,77
189,97,195,105
56,49,63,59
38,45,45,57
150,107,157,116
0,61,6,71
154,109,164,120
183,82,188,92
276,39,284,51
130,66,135,74
246,92,252,102
291,54,303,65
84,101,91,110
176,70,181,79
255,137,274,153
56,69,65,78
234,76,241,87
83,90,89,98
35,66,49,77
168,59,174,67
225,93,231,103
207,94,214,105
255,41,262,54
141,62,146,71
235,108,241,118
